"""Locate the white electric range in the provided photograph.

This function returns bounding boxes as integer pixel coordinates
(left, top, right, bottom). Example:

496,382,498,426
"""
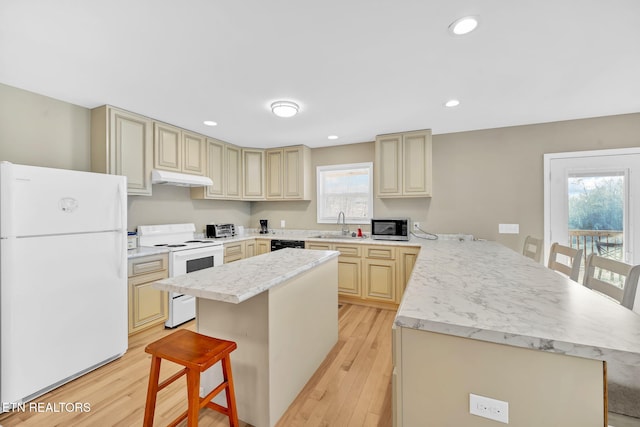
137,223,223,327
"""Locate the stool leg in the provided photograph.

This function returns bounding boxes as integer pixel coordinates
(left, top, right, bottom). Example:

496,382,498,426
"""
186,368,201,427
143,356,162,427
221,355,239,427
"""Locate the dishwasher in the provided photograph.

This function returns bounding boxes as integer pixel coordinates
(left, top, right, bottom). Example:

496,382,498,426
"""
270,239,305,251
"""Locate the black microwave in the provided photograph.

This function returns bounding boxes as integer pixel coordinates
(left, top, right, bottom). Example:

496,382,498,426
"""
371,218,410,241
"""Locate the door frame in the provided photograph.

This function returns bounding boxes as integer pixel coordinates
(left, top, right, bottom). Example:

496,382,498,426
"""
543,147,640,264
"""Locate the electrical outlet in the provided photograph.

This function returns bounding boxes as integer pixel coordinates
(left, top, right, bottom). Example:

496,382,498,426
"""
280,220,285,228
469,393,509,424
413,222,420,230
498,223,519,234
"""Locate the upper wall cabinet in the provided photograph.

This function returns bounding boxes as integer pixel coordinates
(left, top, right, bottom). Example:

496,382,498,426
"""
265,145,312,200
375,129,432,198
242,148,266,200
191,138,242,200
153,122,206,176
91,106,153,196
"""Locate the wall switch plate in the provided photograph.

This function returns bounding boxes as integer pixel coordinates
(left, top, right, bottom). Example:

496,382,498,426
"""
498,223,519,234
413,222,420,230
280,220,285,228
470,393,509,424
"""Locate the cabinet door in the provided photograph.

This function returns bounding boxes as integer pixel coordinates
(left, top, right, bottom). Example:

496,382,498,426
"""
129,270,168,334
403,131,432,196
182,131,206,175
224,241,245,263
205,138,225,198
243,149,265,199
364,258,396,302
338,257,362,296
108,108,153,196
283,146,305,199
266,149,283,199
256,239,271,254
226,144,242,199
398,247,420,302
245,240,256,258
154,122,182,172
375,134,402,196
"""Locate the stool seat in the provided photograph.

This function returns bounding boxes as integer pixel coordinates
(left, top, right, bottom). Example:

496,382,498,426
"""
143,329,239,427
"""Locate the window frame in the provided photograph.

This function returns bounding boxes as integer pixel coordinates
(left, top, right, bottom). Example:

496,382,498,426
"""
316,162,373,225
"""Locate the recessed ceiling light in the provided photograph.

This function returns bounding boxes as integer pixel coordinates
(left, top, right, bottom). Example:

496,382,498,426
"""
328,135,339,140
271,101,299,118
203,120,218,126
448,16,479,35
444,99,460,108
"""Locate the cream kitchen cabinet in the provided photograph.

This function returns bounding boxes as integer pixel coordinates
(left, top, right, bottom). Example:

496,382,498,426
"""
305,242,363,297
265,145,312,200
245,239,256,258
154,122,206,175
224,241,246,263
191,139,242,200
334,243,362,297
256,238,271,255
363,246,397,303
127,253,169,335
398,246,420,301
242,148,266,200
91,105,154,196
375,129,432,197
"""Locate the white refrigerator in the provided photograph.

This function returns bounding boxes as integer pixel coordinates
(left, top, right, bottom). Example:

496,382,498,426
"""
0,162,128,406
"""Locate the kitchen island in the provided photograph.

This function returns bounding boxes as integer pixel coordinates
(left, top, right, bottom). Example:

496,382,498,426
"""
153,248,339,427
394,239,640,426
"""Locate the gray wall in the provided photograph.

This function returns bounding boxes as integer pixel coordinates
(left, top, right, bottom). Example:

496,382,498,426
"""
0,83,91,171
2,83,639,251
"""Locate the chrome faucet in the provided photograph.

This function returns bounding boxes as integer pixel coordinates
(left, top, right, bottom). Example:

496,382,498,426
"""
337,211,349,235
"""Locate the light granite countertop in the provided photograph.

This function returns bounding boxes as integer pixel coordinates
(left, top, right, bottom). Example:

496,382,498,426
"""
395,239,640,368
127,246,169,259
153,248,339,303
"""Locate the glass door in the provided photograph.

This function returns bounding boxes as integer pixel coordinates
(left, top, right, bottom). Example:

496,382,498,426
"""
545,149,640,293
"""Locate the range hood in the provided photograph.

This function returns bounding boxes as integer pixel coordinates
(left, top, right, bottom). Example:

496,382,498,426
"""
151,169,213,187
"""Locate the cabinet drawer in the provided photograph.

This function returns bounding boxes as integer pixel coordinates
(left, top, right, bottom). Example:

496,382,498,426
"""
128,254,168,277
365,246,396,260
334,244,361,257
224,242,244,257
306,242,332,251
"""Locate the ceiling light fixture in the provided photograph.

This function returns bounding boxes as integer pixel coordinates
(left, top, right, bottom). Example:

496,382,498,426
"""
271,101,299,118
328,135,338,140
448,16,479,35
203,120,218,126
445,99,460,107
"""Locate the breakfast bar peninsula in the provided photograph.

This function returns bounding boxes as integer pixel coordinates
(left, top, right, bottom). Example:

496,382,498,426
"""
153,248,339,427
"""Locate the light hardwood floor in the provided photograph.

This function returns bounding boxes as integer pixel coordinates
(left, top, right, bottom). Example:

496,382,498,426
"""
0,304,394,427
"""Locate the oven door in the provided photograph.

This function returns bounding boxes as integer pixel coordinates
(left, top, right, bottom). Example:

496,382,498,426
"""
171,245,224,276
166,245,224,328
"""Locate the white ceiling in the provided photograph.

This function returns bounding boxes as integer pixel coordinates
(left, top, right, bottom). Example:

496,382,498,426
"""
1,1,639,149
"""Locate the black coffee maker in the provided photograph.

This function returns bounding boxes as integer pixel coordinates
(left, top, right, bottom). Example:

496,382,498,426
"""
259,219,268,234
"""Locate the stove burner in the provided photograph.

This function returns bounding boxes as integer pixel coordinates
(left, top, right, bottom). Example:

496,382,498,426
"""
154,244,168,247
184,240,204,243
167,244,187,248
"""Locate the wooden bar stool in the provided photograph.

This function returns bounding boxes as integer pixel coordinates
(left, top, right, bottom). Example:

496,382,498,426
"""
143,329,239,427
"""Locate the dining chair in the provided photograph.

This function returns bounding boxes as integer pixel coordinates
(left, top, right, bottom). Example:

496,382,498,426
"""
522,236,543,263
547,243,583,282
583,253,640,309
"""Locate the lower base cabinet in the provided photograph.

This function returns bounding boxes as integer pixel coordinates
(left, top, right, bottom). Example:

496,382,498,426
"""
306,241,419,308
128,254,169,335
256,239,271,255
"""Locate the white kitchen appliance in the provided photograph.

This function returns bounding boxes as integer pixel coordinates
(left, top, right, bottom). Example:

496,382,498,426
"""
137,223,223,328
0,162,128,408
